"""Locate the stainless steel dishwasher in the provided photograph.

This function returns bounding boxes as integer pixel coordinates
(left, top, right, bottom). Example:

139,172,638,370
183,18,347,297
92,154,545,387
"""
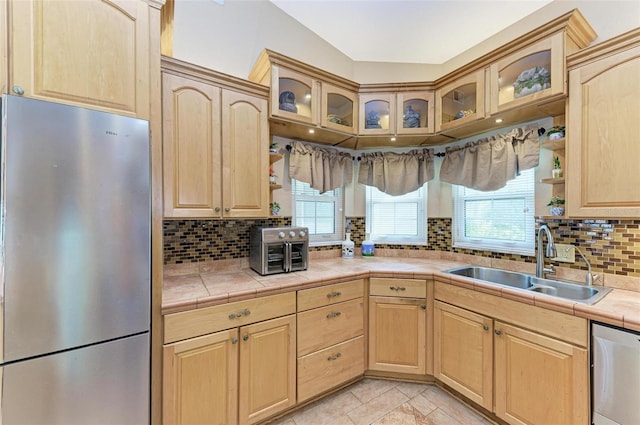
592,322,640,424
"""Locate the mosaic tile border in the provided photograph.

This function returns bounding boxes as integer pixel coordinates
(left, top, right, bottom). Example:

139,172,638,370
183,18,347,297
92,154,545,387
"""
163,217,640,278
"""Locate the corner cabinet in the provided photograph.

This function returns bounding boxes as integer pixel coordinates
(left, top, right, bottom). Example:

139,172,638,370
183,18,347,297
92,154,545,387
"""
567,30,640,217
368,278,427,376
435,69,485,133
162,57,269,218
8,0,159,118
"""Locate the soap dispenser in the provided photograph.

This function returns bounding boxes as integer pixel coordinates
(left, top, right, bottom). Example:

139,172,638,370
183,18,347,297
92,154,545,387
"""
362,234,374,257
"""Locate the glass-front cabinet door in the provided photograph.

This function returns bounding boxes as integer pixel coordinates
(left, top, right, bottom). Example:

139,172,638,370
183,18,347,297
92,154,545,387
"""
435,69,485,132
321,83,358,134
489,33,564,114
396,91,435,135
359,93,396,135
270,65,319,125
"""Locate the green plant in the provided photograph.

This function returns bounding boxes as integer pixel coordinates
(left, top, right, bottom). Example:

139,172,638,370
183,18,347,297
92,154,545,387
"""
547,125,565,135
553,156,561,170
269,142,279,150
547,196,565,207
269,201,280,210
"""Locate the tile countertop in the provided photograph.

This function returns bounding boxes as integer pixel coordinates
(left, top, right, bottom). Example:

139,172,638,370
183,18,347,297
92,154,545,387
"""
162,255,640,333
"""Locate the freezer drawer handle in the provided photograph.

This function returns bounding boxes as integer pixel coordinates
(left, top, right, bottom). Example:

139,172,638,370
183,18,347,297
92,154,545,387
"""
229,309,251,319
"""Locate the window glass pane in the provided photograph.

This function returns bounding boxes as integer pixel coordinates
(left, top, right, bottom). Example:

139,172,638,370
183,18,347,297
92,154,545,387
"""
453,168,535,255
292,179,344,245
366,185,427,244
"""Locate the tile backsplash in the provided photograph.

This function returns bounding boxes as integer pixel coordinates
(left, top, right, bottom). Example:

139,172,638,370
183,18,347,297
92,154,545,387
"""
163,217,640,279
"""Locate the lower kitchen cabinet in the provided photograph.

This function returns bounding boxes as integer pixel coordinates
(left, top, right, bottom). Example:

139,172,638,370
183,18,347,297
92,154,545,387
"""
163,293,296,425
434,301,493,410
494,321,588,425
368,278,427,375
434,282,589,425
163,329,239,425
296,280,365,402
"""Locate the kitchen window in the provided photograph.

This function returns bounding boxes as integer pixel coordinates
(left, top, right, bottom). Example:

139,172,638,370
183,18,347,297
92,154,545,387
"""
452,168,535,255
365,185,427,245
292,179,344,245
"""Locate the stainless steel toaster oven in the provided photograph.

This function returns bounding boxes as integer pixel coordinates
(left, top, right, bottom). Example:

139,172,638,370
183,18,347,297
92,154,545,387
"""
249,226,309,275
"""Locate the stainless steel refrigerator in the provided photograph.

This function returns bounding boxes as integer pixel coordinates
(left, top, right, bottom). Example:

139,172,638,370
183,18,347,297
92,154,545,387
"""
0,95,151,424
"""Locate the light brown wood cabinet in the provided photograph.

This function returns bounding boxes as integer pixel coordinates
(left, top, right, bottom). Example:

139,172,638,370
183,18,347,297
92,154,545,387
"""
435,69,486,133
8,0,157,118
296,279,365,402
163,293,297,425
162,58,269,218
368,278,427,375
434,282,589,425
434,301,493,411
567,30,640,217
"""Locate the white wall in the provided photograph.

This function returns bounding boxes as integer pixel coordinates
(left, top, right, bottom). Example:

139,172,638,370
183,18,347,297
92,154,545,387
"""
173,0,639,82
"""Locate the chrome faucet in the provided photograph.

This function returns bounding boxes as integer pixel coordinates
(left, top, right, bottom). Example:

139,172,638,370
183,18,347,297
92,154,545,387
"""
536,224,557,278
575,246,599,286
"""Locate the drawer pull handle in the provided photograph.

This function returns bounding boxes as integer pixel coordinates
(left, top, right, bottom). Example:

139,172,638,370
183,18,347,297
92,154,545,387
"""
229,309,251,320
326,311,342,319
389,286,406,291
483,324,489,331
327,352,342,361
494,329,502,336
326,291,342,298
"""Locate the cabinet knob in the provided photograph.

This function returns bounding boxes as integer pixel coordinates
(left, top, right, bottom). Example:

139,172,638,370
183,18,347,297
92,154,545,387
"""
483,324,489,331
231,337,238,344
12,85,24,95
243,334,249,341
215,207,221,212
494,329,502,336
420,305,426,310
224,207,230,212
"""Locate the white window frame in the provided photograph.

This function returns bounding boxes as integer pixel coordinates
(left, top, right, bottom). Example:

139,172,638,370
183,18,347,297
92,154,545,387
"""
291,179,344,246
452,168,535,255
365,185,427,245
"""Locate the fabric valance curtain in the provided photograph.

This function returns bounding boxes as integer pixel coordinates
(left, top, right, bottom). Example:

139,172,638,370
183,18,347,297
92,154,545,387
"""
288,141,353,193
358,148,435,196
439,125,539,191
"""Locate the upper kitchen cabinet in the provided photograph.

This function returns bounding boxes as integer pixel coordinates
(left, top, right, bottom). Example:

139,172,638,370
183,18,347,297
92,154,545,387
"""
435,69,485,133
8,0,161,119
489,33,564,114
566,29,640,218
321,83,358,134
162,57,269,219
358,93,396,135
249,49,360,147
397,91,435,135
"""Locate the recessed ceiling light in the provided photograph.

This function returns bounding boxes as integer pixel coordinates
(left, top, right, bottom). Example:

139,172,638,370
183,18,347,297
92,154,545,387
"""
308,129,315,134
495,118,503,124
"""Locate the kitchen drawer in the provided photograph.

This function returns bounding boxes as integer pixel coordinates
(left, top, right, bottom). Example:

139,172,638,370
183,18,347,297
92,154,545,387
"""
164,292,296,344
297,335,365,402
297,279,365,312
370,278,427,298
297,298,364,356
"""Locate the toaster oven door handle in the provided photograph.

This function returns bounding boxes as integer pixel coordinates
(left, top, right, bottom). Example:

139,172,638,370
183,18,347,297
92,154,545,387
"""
284,242,291,272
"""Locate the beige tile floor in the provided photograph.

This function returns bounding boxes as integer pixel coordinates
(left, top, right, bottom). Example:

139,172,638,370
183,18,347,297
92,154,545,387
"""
269,378,495,425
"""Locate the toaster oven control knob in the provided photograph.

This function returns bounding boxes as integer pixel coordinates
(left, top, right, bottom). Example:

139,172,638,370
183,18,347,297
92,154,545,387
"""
278,231,286,238
299,230,306,237
289,230,296,238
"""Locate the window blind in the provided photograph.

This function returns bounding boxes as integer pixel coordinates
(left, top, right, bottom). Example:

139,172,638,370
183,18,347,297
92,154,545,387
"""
292,179,344,245
365,185,427,244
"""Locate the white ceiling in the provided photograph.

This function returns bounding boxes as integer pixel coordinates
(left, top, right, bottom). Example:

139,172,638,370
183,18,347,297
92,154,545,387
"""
269,0,554,64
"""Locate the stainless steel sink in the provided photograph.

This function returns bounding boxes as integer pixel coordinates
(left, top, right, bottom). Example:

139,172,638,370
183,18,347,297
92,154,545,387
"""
443,266,611,305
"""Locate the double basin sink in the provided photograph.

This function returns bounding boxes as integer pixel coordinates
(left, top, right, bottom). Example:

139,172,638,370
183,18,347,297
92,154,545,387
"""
443,266,611,305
